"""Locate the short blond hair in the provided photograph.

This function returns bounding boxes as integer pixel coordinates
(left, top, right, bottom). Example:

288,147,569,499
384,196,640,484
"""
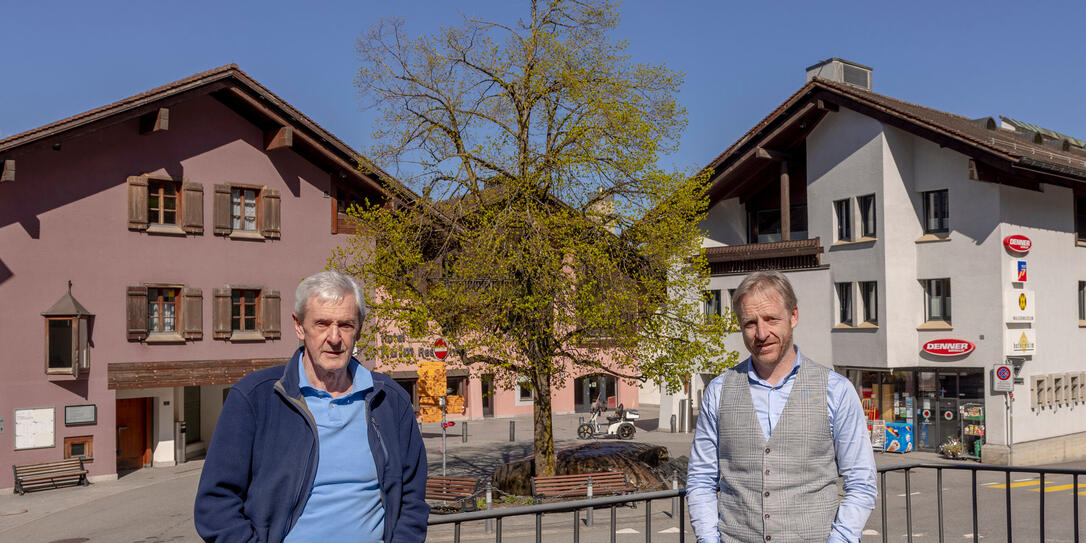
730,270,797,321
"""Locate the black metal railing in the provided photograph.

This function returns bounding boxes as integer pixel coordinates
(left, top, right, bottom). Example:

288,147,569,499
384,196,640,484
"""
427,462,1085,542
877,461,1084,543
427,488,686,543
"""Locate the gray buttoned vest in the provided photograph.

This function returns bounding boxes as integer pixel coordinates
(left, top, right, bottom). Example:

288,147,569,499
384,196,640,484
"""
717,357,839,542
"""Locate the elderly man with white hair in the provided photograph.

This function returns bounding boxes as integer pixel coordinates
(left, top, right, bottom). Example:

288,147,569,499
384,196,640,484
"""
195,270,428,543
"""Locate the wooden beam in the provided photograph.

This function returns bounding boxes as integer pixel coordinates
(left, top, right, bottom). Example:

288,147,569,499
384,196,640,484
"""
222,87,384,195
755,148,789,161
707,102,819,200
264,126,293,151
780,160,791,241
139,108,170,134
1,159,13,182
816,99,838,112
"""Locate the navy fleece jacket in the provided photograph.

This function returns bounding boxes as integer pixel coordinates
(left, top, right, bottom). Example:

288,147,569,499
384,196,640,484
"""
194,349,428,542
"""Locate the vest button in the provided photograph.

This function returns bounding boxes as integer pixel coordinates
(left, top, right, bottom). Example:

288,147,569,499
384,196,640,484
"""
763,491,770,497
764,447,771,454
764,513,771,519
765,536,772,541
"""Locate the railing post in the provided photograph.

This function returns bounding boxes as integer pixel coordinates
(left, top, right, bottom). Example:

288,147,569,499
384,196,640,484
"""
645,498,651,543
1073,474,1079,543
880,471,888,543
535,512,542,543
496,517,502,543
1039,472,1045,543
970,469,978,543
462,422,468,443
936,468,944,543
679,493,686,543
1005,471,1012,543
610,505,617,543
485,483,493,534
454,521,461,543
509,420,515,442
573,509,580,543
905,468,913,543
670,414,676,433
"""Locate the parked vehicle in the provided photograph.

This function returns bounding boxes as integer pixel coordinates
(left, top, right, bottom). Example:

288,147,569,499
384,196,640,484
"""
577,403,639,440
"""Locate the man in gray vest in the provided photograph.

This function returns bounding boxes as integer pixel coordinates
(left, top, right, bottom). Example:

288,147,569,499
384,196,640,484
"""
687,271,877,542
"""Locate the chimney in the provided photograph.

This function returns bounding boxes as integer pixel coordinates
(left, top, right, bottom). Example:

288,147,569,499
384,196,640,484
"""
806,58,872,90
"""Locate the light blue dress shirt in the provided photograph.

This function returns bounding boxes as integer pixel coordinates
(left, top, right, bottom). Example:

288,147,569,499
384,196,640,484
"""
686,347,877,543
284,356,385,542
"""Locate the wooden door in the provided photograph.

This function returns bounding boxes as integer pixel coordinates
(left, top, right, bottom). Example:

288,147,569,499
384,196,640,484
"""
116,397,151,470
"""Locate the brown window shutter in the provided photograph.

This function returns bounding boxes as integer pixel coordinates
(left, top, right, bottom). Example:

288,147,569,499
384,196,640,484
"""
181,287,203,340
127,177,149,231
181,183,204,234
261,189,281,239
261,289,281,339
213,184,232,235
126,286,148,341
213,288,232,339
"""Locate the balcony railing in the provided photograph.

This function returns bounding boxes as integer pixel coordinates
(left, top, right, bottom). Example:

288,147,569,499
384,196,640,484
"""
704,237,823,275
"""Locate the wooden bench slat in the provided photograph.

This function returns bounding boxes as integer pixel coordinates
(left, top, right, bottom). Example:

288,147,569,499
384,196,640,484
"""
424,475,479,511
532,471,634,500
12,458,89,495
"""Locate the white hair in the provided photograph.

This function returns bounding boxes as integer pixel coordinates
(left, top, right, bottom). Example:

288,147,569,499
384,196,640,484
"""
294,270,366,323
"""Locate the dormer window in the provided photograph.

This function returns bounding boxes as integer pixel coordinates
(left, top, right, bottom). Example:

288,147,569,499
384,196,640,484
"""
42,281,93,378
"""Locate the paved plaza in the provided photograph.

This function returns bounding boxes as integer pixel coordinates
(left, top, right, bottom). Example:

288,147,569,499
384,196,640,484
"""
2,406,1083,542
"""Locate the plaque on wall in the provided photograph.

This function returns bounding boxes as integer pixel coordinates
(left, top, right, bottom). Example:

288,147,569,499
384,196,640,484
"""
14,407,55,450
64,404,97,426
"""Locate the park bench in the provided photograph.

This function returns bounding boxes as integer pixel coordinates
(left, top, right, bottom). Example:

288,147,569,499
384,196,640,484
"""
12,458,89,495
531,471,634,502
426,475,479,511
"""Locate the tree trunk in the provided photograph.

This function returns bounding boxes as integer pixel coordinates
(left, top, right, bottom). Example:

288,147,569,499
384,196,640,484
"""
531,367,557,476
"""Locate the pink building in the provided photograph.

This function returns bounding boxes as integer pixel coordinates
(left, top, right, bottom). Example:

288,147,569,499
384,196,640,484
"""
0,65,638,490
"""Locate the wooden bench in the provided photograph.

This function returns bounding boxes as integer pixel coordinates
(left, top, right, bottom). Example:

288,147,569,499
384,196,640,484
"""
13,458,89,495
425,476,479,511
531,471,633,502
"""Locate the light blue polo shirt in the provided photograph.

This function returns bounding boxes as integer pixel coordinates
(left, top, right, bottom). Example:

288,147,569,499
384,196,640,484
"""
284,356,384,542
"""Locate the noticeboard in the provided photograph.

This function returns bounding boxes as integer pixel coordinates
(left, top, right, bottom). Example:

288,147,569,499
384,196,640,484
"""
14,407,55,450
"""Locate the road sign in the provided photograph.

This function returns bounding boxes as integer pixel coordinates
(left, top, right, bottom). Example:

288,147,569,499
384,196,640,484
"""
943,410,954,421
994,364,1014,392
434,338,448,360
442,421,455,429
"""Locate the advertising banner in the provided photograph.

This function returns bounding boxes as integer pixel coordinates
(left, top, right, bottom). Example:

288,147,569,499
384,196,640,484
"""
1004,289,1036,323
1004,329,1036,356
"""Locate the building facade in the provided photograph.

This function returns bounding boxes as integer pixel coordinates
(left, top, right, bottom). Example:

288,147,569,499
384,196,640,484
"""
660,59,1086,465
0,66,638,490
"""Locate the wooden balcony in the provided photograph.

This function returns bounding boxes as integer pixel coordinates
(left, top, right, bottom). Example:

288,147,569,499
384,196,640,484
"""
704,237,823,275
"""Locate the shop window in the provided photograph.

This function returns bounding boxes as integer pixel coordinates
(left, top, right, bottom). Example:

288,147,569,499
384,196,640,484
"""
923,278,951,323
833,199,852,241
213,184,280,239
834,282,853,326
127,285,202,342
63,435,94,462
703,290,722,323
211,287,280,341
922,190,949,233
859,281,877,325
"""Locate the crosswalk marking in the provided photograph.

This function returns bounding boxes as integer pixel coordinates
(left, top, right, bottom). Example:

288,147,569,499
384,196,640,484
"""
989,481,1045,489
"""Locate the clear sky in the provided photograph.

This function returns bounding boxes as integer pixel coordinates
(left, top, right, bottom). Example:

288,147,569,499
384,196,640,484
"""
3,0,1085,186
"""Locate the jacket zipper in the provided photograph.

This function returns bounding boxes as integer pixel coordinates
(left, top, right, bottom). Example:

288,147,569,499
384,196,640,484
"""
367,391,390,539
274,381,319,534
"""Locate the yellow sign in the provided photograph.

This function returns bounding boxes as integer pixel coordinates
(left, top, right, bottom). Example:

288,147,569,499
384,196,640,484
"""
417,360,447,397
1018,293,1027,310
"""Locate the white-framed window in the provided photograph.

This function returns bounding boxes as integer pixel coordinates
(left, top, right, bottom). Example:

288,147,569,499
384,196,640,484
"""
860,281,878,325
858,194,876,238
231,187,260,232
835,282,853,326
923,278,951,323
834,199,852,241
703,290,722,324
923,190,949,233
516,378,534,405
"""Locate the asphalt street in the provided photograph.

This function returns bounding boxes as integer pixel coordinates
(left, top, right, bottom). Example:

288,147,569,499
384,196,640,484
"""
2,406,1084,542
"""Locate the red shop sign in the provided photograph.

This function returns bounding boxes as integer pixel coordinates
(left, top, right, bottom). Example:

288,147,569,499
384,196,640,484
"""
1003,235,1032,254
922,339,975,357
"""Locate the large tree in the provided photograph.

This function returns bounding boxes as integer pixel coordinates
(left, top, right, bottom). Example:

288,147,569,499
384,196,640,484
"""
337,0,737,476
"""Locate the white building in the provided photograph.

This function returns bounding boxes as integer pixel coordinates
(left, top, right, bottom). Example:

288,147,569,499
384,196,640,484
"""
658,59,1086,465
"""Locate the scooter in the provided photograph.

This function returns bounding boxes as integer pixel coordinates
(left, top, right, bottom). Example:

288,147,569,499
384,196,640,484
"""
577,403,639,440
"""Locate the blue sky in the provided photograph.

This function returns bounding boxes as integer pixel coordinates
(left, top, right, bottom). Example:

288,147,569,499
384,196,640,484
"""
3,0,1085,185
